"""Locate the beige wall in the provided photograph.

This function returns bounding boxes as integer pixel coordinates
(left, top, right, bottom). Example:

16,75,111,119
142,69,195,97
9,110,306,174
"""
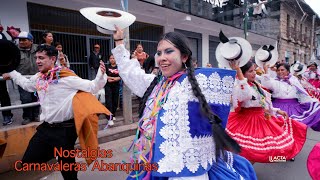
279,2,313,64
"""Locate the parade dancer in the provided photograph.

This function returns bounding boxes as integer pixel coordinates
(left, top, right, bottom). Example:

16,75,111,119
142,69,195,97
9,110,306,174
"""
226,61,307,163
2,44,111,180
307,142,320,180
260,63,320,131
291,62,320,101
112,26,257,180
304,62,320,89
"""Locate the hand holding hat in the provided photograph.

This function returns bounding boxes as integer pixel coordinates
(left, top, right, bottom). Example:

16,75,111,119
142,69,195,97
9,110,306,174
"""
290,61,307,76
80,7,136,34
216,31,252,69
113,25,124,41
255,44,278,68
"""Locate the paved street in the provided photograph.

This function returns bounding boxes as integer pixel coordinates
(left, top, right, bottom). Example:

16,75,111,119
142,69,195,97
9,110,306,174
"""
0,80,25,128
0,129,319,180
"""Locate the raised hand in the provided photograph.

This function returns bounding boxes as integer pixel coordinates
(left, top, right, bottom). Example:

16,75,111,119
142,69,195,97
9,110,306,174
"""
263,63,269,74
113,25,124,41
277,110,289,120
99,60,106,74
2,73,11,80
229,61,240,70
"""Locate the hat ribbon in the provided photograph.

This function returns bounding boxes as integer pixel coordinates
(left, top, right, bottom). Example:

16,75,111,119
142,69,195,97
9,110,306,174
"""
294,64,303,72
225,43,243,61
261,45,274,62
219,30,243,61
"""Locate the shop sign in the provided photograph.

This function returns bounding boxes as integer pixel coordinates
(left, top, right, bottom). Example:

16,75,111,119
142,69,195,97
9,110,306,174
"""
203,0,229,7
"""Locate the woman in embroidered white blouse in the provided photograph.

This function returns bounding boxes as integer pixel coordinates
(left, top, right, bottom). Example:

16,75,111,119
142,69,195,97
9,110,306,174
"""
226,61,307,163
111,26,258,180
261,63,320,131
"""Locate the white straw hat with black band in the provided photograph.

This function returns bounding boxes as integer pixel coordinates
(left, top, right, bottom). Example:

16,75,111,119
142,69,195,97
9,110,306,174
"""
216,31,253,69
80,7,136,34
290,62,307,76
255,44,278,68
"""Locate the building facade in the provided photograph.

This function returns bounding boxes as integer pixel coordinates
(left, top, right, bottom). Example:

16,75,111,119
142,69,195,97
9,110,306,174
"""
278,0,319,64
0,0,278,77
157,0,320,64
0,0,319,76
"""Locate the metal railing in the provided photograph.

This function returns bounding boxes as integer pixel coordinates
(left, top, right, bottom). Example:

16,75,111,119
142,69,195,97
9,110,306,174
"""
0,102,40,111
0,75,40,112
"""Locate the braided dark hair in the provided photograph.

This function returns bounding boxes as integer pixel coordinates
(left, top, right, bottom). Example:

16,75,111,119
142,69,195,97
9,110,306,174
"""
138,32,240,158
138,75,159,117
241,61,265,96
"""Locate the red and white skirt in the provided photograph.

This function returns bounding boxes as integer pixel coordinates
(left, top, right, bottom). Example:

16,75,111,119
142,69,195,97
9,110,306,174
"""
226,107,307,163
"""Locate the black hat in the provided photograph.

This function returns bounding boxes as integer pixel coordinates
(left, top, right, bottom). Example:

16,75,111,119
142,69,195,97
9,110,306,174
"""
0,39,20,73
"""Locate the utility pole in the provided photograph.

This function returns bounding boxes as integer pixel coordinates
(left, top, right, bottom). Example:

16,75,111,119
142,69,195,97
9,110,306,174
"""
120,0,133,124
310,14,316,63
244,0,248,39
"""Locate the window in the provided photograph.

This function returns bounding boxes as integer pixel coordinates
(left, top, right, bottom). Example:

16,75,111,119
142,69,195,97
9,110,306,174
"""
287,14,290,36
300,24,303,41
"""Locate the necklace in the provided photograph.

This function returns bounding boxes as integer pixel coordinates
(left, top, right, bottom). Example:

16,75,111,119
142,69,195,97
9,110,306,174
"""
36,66,63,92
126,71,185,179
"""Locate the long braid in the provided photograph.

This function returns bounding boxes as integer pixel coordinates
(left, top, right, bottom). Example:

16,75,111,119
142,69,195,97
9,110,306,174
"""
252,81,265,97
185,59,241,158
138,73,160,118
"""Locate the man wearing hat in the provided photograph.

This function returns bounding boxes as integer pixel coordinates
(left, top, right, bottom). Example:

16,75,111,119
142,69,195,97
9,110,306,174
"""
89,44,105,80
16,31,40,125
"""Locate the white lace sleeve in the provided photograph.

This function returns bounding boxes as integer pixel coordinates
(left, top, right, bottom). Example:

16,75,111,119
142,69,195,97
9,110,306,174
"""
289,76,316,103
232,78,253,110
259,74,276,91
111,44,156,97
9,70,37,92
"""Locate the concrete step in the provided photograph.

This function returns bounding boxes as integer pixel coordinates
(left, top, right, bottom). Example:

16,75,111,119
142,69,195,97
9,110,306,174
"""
97,113,139,130
114,103,139,116
75,122,139,149
74,113,140,147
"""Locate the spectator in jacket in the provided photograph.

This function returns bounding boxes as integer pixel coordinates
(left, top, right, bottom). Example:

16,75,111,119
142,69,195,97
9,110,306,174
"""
17,31,40,125
89,44,105,79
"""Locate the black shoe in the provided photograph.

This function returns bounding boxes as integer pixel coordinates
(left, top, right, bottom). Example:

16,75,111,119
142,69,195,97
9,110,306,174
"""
3,116,13,126
290,158,295,161
21,118,32,125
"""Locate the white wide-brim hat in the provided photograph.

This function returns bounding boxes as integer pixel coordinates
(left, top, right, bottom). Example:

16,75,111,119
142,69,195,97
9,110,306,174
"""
290,62,307,75
80,7,136,34
216,31,252,69
255,44,278,68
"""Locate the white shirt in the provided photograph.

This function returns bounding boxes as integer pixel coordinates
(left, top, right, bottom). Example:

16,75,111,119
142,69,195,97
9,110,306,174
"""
112,44,209,180
260,74,315,103
232,78,278,114
303,69,320,80
9,69,107,124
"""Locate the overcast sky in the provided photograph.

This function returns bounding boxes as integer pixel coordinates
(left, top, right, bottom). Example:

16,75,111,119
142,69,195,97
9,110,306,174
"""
304,0,320,16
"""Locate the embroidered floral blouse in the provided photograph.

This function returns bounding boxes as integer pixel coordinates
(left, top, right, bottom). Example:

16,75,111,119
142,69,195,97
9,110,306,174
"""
232,78,279,116
260,74,315,104
112,44,236,179
303,69,320,80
